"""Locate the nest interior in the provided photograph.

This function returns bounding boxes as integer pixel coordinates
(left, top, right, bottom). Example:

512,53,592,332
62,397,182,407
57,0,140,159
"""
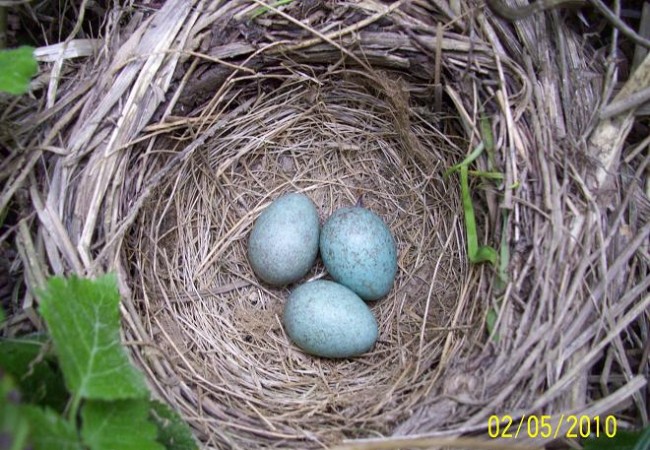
2,0,649,449
127,69,473,446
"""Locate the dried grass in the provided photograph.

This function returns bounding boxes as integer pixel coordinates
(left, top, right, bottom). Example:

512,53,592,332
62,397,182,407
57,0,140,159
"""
1,0,648,449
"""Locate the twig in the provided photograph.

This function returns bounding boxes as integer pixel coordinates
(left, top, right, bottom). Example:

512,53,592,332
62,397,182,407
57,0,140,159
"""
600,85,650,118
590,0,650,48
486,0,650,48
260,0,407,61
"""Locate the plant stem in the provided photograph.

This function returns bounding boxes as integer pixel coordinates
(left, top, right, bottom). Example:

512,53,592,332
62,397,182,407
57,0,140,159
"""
10,420,29,450
460,164,498,265
68,392,82,427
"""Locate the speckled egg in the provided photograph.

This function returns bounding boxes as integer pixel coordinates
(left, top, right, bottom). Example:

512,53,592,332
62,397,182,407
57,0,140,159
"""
320,206,397,300
247,193,320,286
283,280,378,358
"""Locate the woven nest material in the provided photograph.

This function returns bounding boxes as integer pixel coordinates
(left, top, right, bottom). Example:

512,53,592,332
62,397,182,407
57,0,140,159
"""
2,0,650,449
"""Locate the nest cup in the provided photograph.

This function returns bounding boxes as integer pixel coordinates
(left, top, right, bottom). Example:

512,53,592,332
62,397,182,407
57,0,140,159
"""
128,71,472,446
10,0,650,448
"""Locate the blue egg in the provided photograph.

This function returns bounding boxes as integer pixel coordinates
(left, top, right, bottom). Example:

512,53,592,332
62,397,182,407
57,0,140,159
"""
320,206,397,300
248,193,320,286
283,280,378,358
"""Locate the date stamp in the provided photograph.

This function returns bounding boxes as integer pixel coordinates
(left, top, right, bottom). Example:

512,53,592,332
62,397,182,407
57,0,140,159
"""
488,415,618,439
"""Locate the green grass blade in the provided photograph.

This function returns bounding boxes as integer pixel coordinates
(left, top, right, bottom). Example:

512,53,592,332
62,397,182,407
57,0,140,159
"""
485,308,499,342
444,142,485,177
467,170,504,180
460,165,497,265
480,116,496,168
496,209,510,291
249,0,295,19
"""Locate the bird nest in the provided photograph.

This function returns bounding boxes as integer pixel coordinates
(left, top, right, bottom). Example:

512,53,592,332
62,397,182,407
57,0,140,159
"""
3,0,649,449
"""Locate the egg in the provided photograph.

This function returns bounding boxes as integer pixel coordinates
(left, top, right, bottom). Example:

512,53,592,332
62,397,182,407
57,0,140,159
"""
283,280,378,358
320,206,397,300
247,193,320,286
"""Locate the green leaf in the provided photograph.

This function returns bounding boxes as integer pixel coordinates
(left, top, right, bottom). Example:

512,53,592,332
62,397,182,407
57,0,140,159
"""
21,405,82,450
81,399,164,450
0,336,69,412
1,371,31,450
37,274,148,401
0,46,38,95
149,400,198,450
583,427,649,450
633,426,650,450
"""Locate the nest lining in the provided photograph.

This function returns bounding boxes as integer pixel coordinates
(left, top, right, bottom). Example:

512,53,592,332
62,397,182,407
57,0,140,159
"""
125,72,478,447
